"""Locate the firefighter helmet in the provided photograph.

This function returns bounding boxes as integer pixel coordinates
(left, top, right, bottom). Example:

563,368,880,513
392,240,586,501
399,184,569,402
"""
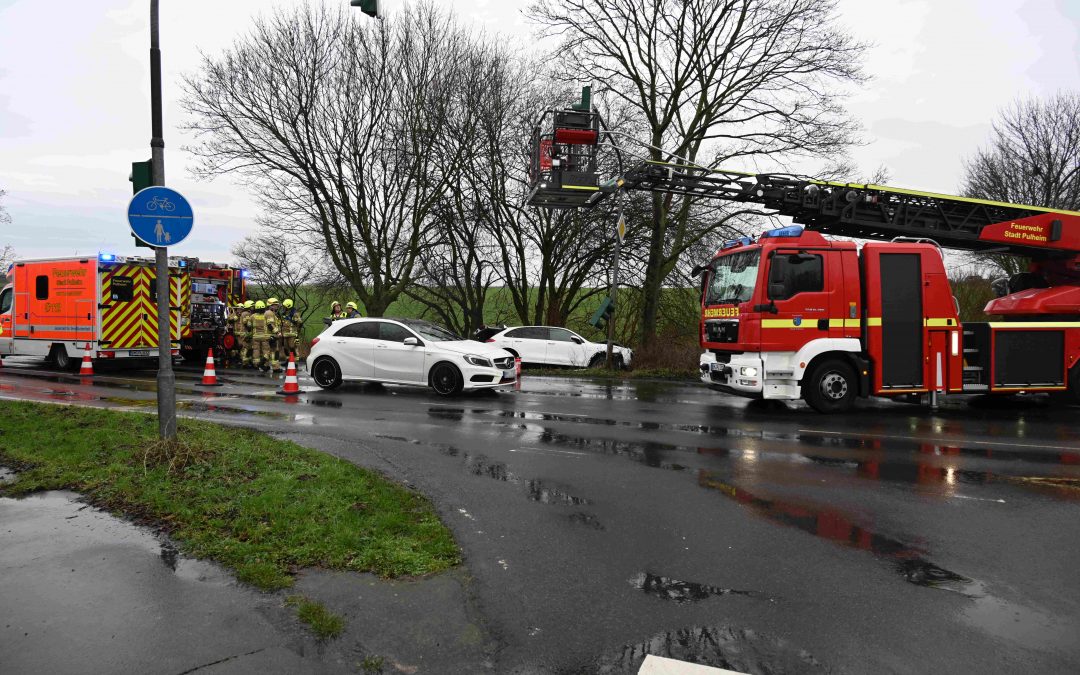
255,300,266,310
346,301,358,310
267,297,280,305
244,300,254,309
283,298,294,309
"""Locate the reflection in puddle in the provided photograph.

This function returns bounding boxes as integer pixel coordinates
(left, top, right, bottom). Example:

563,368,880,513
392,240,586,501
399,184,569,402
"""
591,624,826,674
629,572,752,604
568,512,604,530
437,445,591,506
697,472,979,597
525,480,590,506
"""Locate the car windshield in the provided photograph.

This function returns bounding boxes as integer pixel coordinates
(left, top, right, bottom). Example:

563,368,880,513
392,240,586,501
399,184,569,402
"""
705,249,760,305
397,319,459,342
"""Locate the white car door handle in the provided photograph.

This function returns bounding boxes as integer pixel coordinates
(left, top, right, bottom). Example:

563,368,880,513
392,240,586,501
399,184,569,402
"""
376,344,388,349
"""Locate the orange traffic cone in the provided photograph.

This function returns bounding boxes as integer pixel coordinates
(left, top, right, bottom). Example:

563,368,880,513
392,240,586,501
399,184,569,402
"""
79,343,94,377
277,353,301,395
196,349,223,387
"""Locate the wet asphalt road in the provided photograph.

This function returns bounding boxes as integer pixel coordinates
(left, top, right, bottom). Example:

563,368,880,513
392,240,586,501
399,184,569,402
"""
0,357,1078,674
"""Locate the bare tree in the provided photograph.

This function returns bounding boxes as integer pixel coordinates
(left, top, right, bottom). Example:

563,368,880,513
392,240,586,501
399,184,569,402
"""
528,0,866,346
961,92,1080,276
0,188,10,226
0,245,14,276
183,3,473,316
232,232,345,332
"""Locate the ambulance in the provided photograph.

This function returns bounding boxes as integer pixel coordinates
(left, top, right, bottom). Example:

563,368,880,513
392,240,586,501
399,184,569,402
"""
0,254,186,369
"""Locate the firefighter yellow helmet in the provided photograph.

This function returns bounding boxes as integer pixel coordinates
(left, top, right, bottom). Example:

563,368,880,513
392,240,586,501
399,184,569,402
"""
282,299,293,309
244,300,254,309
255,300,266,310
346,301,358,310
331,300,341,309
267,297,280,306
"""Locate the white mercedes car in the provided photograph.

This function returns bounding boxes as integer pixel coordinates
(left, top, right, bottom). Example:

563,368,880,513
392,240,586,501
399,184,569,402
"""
482,326,632,369
307,318,517,396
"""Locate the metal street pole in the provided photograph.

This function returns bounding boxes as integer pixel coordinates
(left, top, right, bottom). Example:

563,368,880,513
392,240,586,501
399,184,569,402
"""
606,195,624,369
150,0,176,439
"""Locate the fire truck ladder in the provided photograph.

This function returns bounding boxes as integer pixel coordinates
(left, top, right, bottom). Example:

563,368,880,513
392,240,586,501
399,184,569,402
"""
614,161,1080,261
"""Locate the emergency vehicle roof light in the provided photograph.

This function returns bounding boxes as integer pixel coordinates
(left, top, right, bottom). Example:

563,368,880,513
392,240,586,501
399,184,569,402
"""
760,225,804,239
99,252,116,262
241,269,249,279
177,259,187,268
721,236,753,250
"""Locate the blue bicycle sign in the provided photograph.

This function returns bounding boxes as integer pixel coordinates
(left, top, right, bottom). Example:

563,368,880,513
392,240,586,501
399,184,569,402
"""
127,187,193,247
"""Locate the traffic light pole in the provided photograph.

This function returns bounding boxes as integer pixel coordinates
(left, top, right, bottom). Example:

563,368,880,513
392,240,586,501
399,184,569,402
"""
605,195,624,369
150,0,176,440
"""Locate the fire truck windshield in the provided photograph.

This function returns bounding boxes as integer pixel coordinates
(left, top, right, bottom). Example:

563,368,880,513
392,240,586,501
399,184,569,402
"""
705,249,760,305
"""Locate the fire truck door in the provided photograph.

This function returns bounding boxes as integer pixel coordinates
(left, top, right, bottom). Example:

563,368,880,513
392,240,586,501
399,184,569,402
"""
878,253,924,389
761,250,830,352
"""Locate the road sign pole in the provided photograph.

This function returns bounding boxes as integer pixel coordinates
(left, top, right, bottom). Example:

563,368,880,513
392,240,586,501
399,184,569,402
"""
150,0,176,440
606,195,624,369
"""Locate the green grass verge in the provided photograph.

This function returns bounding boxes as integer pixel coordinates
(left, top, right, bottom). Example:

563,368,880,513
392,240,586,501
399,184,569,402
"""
286,595,346,640
0,401,460,591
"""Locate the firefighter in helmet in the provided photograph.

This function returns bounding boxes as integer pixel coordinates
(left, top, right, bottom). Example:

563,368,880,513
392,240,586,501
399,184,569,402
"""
330,301,347,320
225,300,241,366
345,301,363,319
239,300,255,368
264,298,283,373
280,298,300,361
251,300,279,373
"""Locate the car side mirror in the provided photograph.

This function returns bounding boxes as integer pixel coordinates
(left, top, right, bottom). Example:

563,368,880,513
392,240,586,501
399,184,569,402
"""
403,337,420,347
571,336,584,344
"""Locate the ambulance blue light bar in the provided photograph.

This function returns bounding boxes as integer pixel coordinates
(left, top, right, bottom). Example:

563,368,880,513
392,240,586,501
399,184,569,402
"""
98,252,116,263
760,225,804,239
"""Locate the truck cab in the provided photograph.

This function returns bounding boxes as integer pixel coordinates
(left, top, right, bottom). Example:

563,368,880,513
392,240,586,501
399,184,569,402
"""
698,226,963,412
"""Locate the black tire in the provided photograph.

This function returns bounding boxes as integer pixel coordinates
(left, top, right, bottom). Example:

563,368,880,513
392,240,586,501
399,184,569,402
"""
429,362,464,397
50,345,75,371
310,357,342,390
802,358,857,413
504,348,519,359
588,353,605,369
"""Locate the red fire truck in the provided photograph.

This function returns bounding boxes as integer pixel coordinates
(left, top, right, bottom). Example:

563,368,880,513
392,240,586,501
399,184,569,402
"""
683,172,1080,412
526,106,1080,412
176,258,247,362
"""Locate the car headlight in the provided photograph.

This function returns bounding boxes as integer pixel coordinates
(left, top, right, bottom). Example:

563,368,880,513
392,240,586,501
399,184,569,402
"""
739,366,759,377
463,354,493,368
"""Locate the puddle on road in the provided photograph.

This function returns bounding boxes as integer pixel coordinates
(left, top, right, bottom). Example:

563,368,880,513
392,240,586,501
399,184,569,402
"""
1,490,235,587
525,479,591,506
589,624,826,675
696,471,981,598
437,445,593,507
568,512,605,530
0,466,17,484
629,572,752,604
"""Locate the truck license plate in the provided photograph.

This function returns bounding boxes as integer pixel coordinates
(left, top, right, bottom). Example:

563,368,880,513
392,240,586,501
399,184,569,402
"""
129,350,151,357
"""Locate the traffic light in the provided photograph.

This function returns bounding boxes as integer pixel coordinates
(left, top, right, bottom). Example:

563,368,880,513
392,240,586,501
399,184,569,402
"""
129,159,153,249
589,296,614,329
350,0,378,17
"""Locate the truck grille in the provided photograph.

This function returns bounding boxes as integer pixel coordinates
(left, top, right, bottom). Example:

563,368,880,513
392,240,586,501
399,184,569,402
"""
705,319,739,343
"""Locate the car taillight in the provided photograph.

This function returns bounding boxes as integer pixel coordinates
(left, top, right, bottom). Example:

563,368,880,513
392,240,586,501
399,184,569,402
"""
485,338,495,343
100,351,115,359
310,337,320,347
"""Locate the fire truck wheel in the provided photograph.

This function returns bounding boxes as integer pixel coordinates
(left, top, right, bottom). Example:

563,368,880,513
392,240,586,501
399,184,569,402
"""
803,358,857,414
311,357,342,390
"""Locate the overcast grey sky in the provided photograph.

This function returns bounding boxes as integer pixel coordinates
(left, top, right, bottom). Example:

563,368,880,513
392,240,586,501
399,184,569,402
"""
1,0,1077,262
